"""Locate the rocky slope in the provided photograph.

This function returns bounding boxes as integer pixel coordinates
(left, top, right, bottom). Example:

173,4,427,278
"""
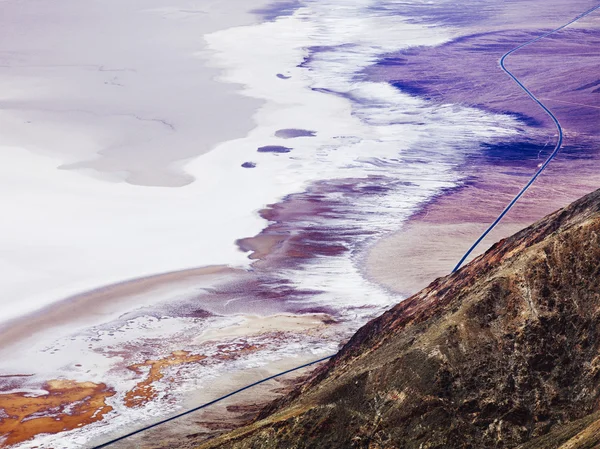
197,188,600,449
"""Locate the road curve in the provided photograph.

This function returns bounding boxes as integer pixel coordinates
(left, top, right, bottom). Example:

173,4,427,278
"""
90,4,600,448
452,3,600,272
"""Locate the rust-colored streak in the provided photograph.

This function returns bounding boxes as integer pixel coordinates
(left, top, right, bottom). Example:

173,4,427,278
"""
124,350,207,408
0,379,115,447
123,345,264,409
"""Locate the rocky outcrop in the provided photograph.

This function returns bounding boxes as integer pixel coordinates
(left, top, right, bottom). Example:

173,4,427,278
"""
197,188,600,449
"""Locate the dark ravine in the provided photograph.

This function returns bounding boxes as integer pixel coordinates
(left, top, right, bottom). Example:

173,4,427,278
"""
197,188,600,448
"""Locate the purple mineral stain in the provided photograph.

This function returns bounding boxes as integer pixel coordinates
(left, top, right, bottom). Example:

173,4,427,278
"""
276,73,291,79
251,0,301,21
275,129,316,139
257,145,292,153
241,162,256,168
365,28,600,140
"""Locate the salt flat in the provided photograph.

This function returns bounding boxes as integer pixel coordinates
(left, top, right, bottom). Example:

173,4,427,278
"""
0,0,273,323
0,0,263,187
0,0,541,446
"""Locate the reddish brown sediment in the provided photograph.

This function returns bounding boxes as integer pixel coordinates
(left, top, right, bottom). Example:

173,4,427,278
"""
124,345,264,409
105,360,324,449
5,4,599,449
196,188,600,449
0,380,115,447
125,351,208,408
0,342,279,446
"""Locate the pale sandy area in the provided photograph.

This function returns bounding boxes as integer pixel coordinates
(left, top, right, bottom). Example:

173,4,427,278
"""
193,314,333,345
366,158,600,297
367,221,526,296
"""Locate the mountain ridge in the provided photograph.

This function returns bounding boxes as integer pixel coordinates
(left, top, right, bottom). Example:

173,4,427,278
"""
197,188,600,448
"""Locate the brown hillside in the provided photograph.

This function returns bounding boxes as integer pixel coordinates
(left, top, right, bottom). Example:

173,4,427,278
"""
198,188,600,448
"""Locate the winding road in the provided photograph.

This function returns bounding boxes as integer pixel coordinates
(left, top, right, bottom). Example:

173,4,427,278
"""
90,4,600,448
452,2,600,272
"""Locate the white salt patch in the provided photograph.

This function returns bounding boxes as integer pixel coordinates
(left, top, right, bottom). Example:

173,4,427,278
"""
3,0,526,447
